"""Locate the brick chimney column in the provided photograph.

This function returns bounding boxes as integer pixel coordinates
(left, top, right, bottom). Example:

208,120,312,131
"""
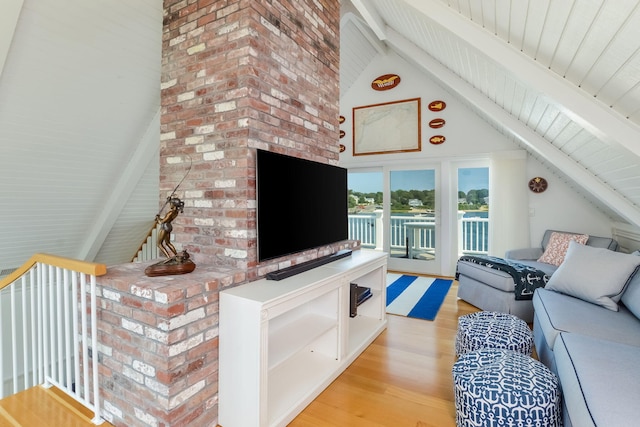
97,2,343,426
161,0,341,279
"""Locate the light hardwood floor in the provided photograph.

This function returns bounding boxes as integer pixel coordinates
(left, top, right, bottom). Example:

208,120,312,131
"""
289,279,480,427
0,384,115,427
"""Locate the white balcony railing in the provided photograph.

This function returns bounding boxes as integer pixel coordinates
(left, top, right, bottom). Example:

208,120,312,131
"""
348,211,489,256
0,254,107,424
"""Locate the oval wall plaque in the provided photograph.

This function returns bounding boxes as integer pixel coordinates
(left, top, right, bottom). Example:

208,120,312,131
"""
428,100,446,111
429,118,446,129
371,74,401,91
339,144,346,153
429,135,446,145
339,130,346,138
339,115,345,124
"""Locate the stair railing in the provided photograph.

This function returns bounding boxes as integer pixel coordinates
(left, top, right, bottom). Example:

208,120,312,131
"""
0,253,107,424
132,222,160,263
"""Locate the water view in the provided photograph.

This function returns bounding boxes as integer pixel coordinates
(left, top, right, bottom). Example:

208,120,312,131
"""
347,167,490,259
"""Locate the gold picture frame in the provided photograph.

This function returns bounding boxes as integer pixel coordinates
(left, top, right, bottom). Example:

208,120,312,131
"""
352,98,421,156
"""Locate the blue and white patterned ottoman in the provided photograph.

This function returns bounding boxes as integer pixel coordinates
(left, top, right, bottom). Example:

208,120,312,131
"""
455,311,533,356
452,349,561,427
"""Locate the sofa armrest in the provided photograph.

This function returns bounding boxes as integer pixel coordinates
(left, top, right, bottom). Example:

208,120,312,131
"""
504,247,543,260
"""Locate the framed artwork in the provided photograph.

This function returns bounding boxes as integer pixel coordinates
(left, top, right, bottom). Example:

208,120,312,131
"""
352,98,421,156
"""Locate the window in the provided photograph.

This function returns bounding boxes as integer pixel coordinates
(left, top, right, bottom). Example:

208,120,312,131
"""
348,171,383,250
458,167,489,255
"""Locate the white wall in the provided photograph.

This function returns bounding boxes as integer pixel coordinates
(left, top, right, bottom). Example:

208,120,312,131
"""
340,51,515,168
340,50,616,264
526,160,614,246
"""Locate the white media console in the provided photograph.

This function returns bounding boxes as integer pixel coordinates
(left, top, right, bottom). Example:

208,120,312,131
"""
218,249,388,427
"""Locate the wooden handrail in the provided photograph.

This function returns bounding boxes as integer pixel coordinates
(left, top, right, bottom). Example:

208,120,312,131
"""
0,253,107,290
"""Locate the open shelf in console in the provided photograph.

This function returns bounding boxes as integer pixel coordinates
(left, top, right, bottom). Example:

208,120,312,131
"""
327,258,386,357
268,288,339,370
347,314,384,356
268,348,340,426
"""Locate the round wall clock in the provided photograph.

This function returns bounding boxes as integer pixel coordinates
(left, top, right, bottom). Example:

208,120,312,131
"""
528,177,548,193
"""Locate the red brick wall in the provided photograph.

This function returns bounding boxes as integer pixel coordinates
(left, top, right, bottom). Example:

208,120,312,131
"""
98,263,244,427
161,0,348,280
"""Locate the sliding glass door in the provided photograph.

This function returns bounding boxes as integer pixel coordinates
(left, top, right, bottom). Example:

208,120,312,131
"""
347,167,440,275
387,168,439,274
347,161,491,276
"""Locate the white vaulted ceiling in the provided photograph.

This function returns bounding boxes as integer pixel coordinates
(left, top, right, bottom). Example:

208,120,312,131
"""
0,0,162,274
341,0,640,225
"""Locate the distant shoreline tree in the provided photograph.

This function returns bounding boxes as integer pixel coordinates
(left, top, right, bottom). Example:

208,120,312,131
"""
348,188,489,212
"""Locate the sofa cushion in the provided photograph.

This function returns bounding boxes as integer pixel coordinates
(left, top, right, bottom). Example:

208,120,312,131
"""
545,241,640,311
509,259,557,276
504,247,544,260
554,332,640,427
456,260,515,293
537,231,589,266
532,288,640,352
585,234,619,250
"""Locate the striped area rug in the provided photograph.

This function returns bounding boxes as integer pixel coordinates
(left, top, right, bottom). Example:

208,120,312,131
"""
386,273,453,321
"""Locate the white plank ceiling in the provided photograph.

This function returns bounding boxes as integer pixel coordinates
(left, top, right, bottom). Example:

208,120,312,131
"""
0,0,161,274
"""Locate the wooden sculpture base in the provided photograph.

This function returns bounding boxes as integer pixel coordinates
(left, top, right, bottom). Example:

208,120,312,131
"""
144,251,196,277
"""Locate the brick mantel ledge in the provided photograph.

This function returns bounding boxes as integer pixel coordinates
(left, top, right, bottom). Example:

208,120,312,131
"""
96,260,245,427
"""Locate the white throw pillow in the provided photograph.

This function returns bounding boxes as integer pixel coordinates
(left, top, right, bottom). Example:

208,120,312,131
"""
546,241,640,311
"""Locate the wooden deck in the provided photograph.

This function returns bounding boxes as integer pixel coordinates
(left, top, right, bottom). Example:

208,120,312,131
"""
0,385,114,427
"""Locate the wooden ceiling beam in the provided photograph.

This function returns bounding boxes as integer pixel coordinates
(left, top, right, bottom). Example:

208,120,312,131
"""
350,0,388,41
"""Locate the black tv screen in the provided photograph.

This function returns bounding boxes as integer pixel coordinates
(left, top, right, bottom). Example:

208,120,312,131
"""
256,149,348,262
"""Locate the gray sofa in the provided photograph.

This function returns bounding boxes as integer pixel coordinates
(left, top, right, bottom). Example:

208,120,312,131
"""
533,240,640,427
456,229,619,322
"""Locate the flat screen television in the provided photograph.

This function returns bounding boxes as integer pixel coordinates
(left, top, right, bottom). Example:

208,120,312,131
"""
256,149,348,262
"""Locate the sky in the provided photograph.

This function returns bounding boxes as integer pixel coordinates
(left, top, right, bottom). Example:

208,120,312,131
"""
458,167,489,193
348,167,488,193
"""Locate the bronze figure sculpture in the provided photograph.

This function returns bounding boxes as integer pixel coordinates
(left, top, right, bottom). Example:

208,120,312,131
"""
144,195,196,277
156,196,184,259
144,156,196,277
